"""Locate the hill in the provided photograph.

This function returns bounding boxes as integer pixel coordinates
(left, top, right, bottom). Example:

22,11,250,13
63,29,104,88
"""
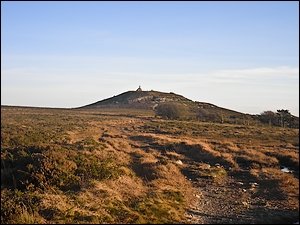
79,90,194,110
79,89,255,124
78,89,299,128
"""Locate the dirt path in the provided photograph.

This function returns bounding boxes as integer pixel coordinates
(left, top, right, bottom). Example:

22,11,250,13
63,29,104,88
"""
183,161,298,224
183,161,253,224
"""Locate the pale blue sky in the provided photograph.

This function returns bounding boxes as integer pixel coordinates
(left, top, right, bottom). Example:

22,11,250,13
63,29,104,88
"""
1,1,299,115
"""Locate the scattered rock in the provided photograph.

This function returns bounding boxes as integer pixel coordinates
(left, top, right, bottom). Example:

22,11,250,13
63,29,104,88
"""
281,166,293,173
175,160,183,165
250,182,258,188
198,163,211,169
242,201,249,207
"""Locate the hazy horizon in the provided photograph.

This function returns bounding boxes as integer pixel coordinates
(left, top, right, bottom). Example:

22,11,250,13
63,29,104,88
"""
1,2,299,116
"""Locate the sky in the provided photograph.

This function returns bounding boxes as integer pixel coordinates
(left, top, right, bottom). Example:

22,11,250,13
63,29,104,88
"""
1,1,299,116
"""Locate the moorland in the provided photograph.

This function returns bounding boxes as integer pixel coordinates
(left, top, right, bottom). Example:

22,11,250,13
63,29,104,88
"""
1,105,299,224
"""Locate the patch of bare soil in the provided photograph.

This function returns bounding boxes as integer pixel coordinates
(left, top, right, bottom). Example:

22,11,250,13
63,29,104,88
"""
184,166,298,224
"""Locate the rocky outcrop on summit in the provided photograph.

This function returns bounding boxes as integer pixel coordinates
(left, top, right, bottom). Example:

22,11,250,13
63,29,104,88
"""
80,90,194,110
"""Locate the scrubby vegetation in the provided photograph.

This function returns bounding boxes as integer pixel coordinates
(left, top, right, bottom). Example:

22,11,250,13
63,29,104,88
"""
155,102,189,120
1,107,193,224
1,106,299,224
257,109,299,128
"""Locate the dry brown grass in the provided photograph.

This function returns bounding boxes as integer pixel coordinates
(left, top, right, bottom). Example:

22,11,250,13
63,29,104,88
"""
1,106,298,224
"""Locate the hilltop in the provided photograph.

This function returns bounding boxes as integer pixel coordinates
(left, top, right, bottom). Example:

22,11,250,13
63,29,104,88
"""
79,88,253,124
80,90,192,110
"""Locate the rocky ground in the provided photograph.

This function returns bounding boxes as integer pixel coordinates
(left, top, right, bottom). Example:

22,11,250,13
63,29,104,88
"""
184,163,299,224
